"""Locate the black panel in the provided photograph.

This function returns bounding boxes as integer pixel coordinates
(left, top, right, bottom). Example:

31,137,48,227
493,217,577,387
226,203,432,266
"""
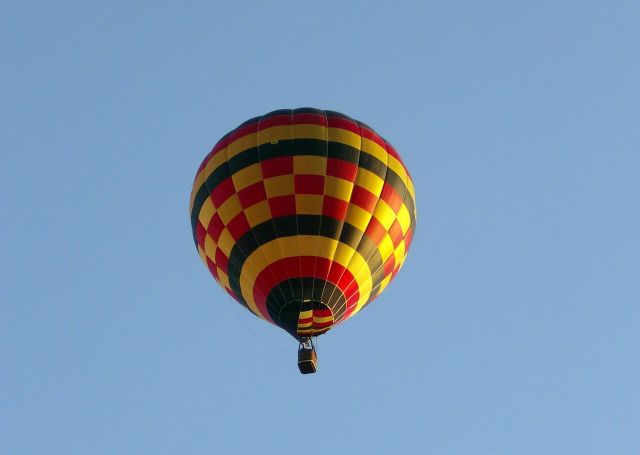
266,278,346,338
228,147,260,173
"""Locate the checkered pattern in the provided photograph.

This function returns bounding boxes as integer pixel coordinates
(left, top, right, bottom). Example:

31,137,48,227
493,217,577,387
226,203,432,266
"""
190,108,416,338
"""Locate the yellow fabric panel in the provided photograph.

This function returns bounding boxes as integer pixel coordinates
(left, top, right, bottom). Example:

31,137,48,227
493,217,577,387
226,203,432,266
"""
348,266,379,315
361,137,388,164
350,137,389,305
336,225,394,315
344,205,371,232
324,176,354,201
388,157,416,223
236,266,270,319
293,237,308,268
376,274,392,296
377,233,395,263
295,194,323,215
244,200,272,227
217,269,230,288
217,194,242,225
242,246,269,275
319,239,341,276
396,204,412,235
388,152,415,219
204,150,228,180
189,170,205,212
296,193,337,272
239,236,372,317
216,228,235,257
407,177,416,207
298,322,312,328
323,235,373,311
327,127,362,150
232,163,263,191
372,200,396,230
355,168,384,196
257,125,292,145
203,234,217,261
292,124,328,141
264,175,295,198
293,155,327,175
227,133,257,159
313,315,333,323
332,241,355,266
387,155,408,190
393,241,406,269
198,197,216,228
299,310,313,319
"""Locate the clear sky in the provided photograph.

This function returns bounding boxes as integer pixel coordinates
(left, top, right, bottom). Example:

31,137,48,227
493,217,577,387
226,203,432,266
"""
2,1,639,454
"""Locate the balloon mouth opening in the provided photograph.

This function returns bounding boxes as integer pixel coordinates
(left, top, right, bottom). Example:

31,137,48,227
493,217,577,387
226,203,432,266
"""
277,300,334,339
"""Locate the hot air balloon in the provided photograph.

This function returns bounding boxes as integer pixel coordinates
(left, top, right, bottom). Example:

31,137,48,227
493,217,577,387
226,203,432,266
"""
189,108,416,373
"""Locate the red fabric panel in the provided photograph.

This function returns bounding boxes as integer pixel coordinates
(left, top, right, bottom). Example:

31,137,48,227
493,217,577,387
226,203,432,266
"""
237,182,267,208
210,135,229,157
380,182,404,213
214,248,229,274
342,295,359,320
229,120,258,142
261,156,294,178
268,195,296,218
252,257,359,322
210,177,235,207
385,141,403,163
322,196,349,221
404,227,415,250
326,116,360,135
227,212,251,241
326,158,357,181
383,256,395,277
206,213,224,242
313,254,332,279
294,174,325,194
299,256,316,275
314,308,333,318
388,220,404,248
196,221,207,248
258,114,291,130
358,124,386,150
292,113,327,126
351,186,378,212
314,320,333,328
364,217,387,245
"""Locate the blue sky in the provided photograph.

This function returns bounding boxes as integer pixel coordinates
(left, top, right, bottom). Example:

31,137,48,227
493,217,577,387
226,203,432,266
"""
2,1,639,453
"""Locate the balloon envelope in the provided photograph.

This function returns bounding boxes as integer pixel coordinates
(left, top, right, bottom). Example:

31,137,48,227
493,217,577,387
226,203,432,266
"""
190,108,416,339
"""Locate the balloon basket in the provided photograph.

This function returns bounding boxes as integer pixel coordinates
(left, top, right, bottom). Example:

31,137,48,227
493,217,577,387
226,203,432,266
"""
297,339,317,374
